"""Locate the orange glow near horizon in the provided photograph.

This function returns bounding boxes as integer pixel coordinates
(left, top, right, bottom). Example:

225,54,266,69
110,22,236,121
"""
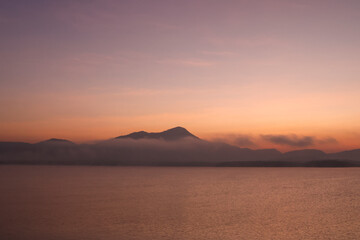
1,108,359,153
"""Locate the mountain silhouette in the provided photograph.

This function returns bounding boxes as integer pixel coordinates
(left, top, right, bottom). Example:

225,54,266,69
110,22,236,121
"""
115,127,199,141
37,138,75,145
0,127,359,166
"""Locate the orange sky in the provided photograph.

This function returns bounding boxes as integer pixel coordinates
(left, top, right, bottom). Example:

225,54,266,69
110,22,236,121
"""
1,0,360,152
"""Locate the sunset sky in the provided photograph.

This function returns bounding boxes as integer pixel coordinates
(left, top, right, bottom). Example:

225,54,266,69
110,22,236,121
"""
1,0,360,152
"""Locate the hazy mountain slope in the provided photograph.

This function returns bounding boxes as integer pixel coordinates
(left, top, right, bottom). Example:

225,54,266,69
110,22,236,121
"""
327,149,360,161
283,149,326,161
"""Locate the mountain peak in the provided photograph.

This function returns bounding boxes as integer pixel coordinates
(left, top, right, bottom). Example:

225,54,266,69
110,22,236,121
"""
162,126,192,135
159,127,198,140
115,127,199,141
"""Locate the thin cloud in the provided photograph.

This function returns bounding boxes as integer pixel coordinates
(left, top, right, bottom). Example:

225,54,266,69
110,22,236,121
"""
157,58,216,67
146,22,180,30
209,36,284,48
200,51,235,56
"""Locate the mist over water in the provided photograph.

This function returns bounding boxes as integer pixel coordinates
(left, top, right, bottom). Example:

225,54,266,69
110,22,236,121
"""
1,166,360,240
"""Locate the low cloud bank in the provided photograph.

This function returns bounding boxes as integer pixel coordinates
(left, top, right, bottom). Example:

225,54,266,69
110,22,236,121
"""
211,133,338,149
261,134,314,147
212,134,256,147
261,134,339,147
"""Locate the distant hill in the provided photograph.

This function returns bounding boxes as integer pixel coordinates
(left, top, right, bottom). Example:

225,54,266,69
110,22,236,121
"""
115,127,199,141
328,149,360,161
283,149,326,161
0,127,359,166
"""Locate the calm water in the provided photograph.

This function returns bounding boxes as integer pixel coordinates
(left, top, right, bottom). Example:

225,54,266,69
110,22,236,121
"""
0,166,359,240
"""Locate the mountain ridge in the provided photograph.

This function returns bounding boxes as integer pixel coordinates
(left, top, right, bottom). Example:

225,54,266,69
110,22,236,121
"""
0,127,359,166
115,126,199,141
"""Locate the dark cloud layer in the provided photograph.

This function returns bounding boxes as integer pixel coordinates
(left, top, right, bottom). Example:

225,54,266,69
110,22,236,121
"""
213,133,338,148
318,137,338,144
261,134,314,147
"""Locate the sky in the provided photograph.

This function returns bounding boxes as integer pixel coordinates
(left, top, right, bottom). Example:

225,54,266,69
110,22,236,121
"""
1,0,360,152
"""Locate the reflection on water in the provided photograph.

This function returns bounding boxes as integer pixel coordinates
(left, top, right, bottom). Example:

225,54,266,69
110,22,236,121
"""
0,166,360,240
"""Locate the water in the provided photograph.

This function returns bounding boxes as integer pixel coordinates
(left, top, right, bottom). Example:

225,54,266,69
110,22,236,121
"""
0,166,359,240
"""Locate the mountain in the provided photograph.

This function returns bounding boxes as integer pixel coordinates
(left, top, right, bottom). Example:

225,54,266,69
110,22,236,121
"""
115,127,199,141
36,138,75,145
0,127,359,166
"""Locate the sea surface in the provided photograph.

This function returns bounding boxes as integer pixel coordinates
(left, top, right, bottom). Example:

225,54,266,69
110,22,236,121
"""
0,166,359,240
